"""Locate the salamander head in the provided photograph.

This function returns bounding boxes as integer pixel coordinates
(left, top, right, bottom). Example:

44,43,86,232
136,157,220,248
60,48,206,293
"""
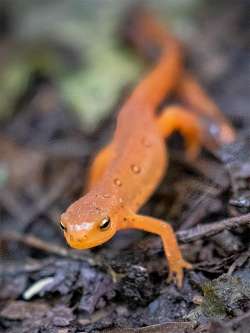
60,192,118,249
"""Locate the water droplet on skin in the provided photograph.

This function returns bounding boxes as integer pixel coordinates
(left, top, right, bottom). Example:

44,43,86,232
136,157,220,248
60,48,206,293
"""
131,164,141,174
114,178,122,187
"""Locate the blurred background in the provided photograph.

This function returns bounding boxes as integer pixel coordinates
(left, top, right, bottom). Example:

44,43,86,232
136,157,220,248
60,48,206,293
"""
0,0,248,132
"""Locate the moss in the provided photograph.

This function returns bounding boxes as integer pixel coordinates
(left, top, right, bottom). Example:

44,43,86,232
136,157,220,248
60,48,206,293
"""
201,280,227,319
188,274,250,324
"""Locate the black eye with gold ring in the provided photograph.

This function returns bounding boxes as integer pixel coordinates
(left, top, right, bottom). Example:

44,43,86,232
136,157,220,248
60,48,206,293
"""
60,221,67,232
99,216,111,231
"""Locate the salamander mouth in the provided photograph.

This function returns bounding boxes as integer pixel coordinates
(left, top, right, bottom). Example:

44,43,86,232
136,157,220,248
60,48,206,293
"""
65,233,112,250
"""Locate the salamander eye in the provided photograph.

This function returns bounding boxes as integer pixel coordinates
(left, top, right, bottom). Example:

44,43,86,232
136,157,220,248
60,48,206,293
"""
99,216,111,231
60,221,67,232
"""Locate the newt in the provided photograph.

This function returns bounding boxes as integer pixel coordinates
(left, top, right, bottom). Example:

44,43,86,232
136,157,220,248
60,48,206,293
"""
60,9,235,287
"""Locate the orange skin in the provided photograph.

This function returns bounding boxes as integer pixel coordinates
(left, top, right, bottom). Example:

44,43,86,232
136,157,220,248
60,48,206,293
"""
60,10,235,287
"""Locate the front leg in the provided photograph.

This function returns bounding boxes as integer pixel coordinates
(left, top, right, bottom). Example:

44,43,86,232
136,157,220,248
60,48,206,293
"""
121,213,191,287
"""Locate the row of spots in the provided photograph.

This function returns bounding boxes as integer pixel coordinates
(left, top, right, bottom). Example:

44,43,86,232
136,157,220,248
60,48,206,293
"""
111,136,151,188
123,216,135,224
113,164,141,187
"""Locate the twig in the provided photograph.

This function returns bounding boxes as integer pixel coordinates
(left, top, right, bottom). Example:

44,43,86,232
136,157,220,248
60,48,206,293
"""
177,213,250,242
0,231,95,265
103,321,193,333
21,165,79,231
1,214,250,260
0,165,80,230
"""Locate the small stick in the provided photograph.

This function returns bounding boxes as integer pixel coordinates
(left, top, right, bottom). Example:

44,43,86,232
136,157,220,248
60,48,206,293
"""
21,165,79,231
1,214,250,259
0,231,95,265
177,213,250,243
103,321,193,333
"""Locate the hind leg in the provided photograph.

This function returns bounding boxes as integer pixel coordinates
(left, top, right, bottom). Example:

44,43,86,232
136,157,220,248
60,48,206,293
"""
86,144,114,191
157,105,202,160
177,72,235,146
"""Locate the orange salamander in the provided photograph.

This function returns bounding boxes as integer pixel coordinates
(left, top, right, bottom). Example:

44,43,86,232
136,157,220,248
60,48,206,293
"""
60,9,235,287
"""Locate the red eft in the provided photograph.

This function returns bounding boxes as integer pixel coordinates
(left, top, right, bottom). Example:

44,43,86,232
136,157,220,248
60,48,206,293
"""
60,10,235,287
